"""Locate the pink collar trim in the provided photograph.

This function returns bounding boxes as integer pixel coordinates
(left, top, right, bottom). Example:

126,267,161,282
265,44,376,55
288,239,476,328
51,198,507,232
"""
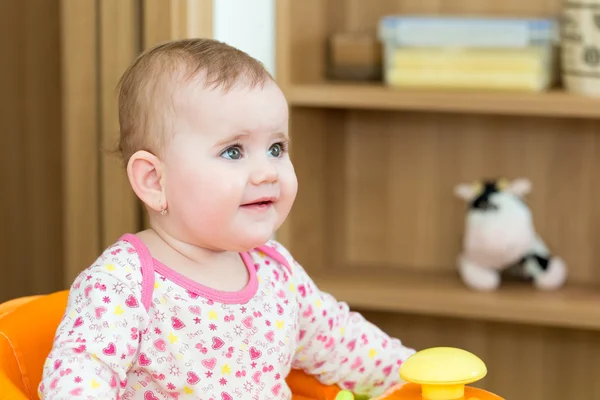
120,233,258,305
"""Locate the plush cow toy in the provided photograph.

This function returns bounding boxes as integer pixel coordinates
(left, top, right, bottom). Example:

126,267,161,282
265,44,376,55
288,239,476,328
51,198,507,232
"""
454,177,567,291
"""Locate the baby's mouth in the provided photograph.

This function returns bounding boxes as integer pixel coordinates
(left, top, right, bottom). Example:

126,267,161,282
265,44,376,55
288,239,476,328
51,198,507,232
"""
240,198,276,210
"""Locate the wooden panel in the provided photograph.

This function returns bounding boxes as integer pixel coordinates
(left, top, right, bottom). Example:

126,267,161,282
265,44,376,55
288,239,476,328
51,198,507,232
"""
0,0,64,300
287,83,600,120
99,0,142,247
311,273,600,331
274,0,292,87
174,0,214,40
0,0,24,299
142,0,175,47
142,0,213,47
61,0,101,285
361,310,600,400
279,108,347,271
276,0,328,85
327,0,560,35
339,111,600,285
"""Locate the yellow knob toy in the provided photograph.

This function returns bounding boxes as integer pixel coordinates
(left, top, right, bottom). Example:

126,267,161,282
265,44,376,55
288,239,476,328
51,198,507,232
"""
399,347,486,400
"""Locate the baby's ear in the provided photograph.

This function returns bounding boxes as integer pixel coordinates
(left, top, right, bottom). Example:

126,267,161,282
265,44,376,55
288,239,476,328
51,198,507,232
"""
454,183,478,201
506,178,531,197
127,150,167,214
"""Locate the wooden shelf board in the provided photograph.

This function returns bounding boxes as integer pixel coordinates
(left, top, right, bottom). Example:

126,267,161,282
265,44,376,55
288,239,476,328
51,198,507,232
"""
286,82,600,119
311,273,600,331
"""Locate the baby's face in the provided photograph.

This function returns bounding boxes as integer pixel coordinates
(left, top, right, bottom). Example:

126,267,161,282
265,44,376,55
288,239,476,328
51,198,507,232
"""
161,78,297,251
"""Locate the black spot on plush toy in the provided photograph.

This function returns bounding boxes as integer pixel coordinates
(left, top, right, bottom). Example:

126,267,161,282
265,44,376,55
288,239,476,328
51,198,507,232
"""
454,177,567,292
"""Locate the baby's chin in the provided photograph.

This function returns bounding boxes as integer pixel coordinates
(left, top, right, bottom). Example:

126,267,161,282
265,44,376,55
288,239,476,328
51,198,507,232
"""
231,231,276,251
231,216,285,247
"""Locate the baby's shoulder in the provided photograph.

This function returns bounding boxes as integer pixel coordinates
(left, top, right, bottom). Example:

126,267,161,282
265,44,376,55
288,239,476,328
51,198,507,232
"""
71,234,149,294
251,239,299,275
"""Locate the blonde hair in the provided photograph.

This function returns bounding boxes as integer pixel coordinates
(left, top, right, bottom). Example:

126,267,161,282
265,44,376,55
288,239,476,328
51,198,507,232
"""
116,38,273,163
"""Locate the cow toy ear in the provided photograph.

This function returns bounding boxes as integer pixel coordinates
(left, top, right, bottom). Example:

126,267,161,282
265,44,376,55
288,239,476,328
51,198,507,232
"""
454,182,480,201
506,178,531,197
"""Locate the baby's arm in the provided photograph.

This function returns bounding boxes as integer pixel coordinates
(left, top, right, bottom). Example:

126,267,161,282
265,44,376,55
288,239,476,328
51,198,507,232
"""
271,244,415,397
39,265,149,399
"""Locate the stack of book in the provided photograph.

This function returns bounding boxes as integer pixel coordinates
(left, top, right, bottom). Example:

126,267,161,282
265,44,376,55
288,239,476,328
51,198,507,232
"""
378,16,559,91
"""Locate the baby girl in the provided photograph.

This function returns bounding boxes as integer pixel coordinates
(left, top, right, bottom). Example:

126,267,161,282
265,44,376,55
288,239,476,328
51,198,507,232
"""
39,38,415,400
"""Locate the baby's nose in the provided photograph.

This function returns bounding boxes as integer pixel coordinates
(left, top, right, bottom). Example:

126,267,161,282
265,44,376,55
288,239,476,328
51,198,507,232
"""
250,158,278,185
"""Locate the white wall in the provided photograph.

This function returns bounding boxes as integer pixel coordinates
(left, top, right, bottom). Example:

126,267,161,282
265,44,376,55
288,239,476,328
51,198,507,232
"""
213,0,276,77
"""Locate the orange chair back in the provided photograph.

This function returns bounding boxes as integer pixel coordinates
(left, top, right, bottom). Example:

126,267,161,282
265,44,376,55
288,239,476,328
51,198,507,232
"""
0,290,69,399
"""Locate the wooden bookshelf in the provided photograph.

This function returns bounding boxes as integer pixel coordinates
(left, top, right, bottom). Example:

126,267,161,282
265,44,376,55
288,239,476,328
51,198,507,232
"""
276,1,600,399
288,82,600,119
312,273,600,331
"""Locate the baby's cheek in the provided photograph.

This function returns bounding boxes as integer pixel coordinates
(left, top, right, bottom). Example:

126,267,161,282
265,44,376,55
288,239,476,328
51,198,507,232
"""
285,180,298,208
276,175,298,226
279,164,298,198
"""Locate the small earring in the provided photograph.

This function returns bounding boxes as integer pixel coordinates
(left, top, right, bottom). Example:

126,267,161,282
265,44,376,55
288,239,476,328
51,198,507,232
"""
159,201,167,216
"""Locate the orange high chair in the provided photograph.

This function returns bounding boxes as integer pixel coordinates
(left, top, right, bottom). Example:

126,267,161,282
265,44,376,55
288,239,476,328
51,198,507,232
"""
0,291,504,400
0,291,67,399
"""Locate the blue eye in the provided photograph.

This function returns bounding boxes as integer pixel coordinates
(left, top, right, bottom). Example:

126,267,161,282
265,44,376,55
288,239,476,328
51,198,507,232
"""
269,143,282,157
221,145,242,160
269,142,288,157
